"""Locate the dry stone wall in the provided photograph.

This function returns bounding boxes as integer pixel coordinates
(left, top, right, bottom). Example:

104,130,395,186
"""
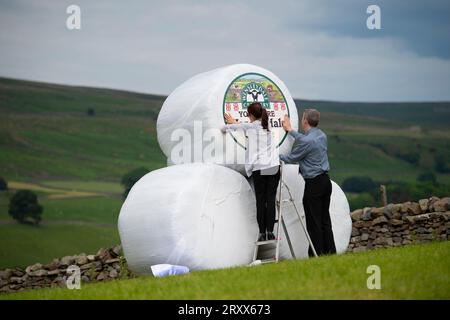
0,245,133,294
347,196,449,252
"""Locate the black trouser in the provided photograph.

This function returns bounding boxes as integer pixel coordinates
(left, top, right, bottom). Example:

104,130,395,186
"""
303,172,336,256
252,168,280,233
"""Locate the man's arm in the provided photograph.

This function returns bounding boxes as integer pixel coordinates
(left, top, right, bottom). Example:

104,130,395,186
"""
281,114,304,140
288,130,304,140
280,115,308,163
280,132,311,164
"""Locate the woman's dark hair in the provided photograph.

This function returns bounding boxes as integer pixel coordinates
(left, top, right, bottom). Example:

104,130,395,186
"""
247,102,269,130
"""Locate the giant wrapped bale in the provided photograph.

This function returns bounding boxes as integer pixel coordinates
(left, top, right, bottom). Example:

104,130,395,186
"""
157,64,299,174
118,163,258,274
118,163,351,275
329,181,352,253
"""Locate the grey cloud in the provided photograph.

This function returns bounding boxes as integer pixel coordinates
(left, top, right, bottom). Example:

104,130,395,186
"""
0,0,449,101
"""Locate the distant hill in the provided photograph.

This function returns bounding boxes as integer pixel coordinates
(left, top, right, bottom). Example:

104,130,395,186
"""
0,77,449,185
296,99,450,128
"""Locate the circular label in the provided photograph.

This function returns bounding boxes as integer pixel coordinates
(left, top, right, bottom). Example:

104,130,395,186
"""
223,73,290,149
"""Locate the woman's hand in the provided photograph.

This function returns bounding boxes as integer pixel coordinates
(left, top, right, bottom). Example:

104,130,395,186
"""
224,113,239,124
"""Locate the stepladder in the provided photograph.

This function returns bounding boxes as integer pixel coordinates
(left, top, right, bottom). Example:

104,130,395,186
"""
250,162,318,266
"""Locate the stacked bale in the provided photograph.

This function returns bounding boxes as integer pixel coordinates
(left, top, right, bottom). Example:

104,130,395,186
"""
119,64,352,275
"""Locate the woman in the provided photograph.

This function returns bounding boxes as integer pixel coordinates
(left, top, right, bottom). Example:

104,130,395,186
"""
222,102,280,242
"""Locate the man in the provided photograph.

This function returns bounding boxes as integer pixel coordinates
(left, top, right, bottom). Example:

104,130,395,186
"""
280,109,336,256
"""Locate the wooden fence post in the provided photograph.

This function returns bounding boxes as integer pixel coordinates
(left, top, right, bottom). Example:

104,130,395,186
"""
380,185,387,207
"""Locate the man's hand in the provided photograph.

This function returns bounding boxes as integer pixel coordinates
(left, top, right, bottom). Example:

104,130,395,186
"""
224,113,239,124
282,115,292,132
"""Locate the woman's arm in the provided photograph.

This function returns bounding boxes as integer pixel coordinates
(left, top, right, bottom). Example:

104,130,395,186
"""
221,113,256,132
222,122,258,132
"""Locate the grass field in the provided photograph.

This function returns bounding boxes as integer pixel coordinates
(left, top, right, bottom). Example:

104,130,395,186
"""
2,241,449,300
40,180,122,194
0,223,119,269
0,189,121,269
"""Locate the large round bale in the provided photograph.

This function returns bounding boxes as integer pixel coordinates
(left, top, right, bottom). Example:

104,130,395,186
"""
329,180,352,253
118,163,258,274
157,64,299,175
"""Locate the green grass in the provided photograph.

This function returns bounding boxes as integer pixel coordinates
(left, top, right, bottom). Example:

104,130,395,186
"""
40,180,122,194
0,77,166,181
0,224,119,269
2,241,449,300
0,192,121,224
38,196,121,224
0,191,121,268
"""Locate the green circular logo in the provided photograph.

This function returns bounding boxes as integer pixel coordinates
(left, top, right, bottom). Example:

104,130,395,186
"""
223,73,290,149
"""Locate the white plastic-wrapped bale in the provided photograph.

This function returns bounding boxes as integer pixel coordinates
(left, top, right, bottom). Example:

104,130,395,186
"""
256,165,352,260
157,64,299,175
118,163,258,274
329,180,352,253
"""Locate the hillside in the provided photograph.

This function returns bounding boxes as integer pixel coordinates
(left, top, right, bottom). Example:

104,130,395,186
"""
0,77,166,181
1,77,449,184
296,99,450,128
0,78,450,183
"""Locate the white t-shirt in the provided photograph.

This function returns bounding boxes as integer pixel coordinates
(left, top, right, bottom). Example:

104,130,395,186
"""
222,120,280,177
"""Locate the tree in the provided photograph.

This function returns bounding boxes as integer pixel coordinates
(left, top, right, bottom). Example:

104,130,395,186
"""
396,152,420,166
0,177,7,190
348,193,375,211
121,167,149,199
9,190,43,225
417,172,437,185
86,108,96,116
342,176,377,193
435,153,450,173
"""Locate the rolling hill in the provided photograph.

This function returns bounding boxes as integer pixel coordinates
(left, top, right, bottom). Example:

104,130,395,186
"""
1,77,449,184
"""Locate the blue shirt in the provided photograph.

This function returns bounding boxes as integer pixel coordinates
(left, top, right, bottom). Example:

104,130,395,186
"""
280,127,330,179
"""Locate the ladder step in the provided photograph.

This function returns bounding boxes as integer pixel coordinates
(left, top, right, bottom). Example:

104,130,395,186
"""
276,200,292,204
255,239,278,245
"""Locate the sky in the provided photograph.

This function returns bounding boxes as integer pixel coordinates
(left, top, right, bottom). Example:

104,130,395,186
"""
0,0,449,102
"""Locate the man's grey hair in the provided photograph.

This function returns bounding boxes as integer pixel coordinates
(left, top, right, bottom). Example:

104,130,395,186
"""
303,108,320,127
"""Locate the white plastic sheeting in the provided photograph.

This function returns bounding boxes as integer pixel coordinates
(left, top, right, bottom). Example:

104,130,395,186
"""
150,264,190,278
157,64,298,175
329,180,353,253
118,163,258,275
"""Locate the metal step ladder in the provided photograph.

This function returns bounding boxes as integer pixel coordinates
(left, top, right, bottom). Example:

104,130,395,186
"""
250,162,318,265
